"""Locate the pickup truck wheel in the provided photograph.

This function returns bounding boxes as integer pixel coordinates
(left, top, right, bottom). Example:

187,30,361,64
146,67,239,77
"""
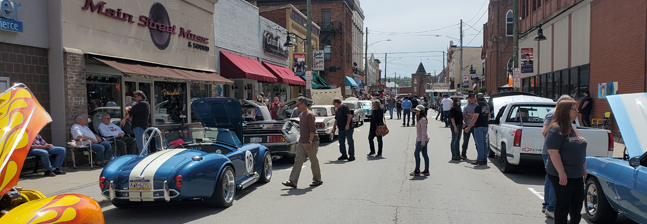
260,152,272,183
585,177,617,223
205,166,235,208
487,135,494,158
499,143,517,173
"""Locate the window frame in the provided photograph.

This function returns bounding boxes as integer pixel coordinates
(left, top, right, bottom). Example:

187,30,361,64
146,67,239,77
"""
506,10,514,36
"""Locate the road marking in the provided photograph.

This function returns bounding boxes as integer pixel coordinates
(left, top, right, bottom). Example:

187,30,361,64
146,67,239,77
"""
528,187,544,200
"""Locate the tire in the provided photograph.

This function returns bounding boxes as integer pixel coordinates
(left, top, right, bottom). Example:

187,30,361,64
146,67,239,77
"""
487,134,495,158
324,132,335,142
112,201,135,208
585,177,618,223
205,166,235,208
259,152,272,183
360,120,364,126
499,143,517,173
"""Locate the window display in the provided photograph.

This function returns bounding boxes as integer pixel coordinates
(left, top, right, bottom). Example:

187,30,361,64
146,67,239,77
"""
154,82,187,125
190,83,211,123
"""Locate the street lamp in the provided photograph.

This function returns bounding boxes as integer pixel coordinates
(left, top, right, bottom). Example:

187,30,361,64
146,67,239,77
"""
283,32,306,48
533,24,547,41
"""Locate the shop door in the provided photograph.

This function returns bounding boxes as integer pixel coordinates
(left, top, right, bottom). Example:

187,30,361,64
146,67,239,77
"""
124,80,153,126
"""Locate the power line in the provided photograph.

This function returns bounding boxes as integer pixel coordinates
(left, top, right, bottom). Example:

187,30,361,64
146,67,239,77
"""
465,26,483,46
369,23,459,35
465,0,488,24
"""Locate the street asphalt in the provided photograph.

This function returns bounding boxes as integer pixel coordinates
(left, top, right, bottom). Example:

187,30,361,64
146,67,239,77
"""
17,112,636,224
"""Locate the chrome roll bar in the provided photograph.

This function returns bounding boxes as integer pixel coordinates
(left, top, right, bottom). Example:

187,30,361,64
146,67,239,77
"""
139,127,166,157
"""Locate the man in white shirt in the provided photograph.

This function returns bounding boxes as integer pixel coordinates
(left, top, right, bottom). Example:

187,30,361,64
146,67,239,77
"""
441,95,453,127
71,115,113,167
98,113,137,155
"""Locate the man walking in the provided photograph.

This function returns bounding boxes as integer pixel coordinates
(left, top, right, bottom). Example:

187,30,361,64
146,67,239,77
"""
122,90,150,153
461,94,478,158
332,99,355,161
578,91,593,127
401,97,413,126
387,95,396,119
441,95,453,127
411,95,419,125
282,97,322,188
396,97,402,119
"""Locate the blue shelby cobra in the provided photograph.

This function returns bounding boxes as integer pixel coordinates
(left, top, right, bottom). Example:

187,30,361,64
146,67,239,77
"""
585,93,647,223
99,97,272,208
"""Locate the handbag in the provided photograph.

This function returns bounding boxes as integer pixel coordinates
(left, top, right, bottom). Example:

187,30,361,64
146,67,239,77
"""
376,116,389,136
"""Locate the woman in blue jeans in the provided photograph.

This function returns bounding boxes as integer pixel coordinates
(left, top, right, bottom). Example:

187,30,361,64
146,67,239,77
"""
448,98,463,160
410,105,430,176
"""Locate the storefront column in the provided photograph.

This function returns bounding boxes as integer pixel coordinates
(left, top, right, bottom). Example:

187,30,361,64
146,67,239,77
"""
49,0,66,146
63,48,87,142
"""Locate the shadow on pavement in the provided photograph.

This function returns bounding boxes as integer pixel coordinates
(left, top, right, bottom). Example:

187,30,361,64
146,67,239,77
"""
366,156,385,161
324,160,348,164
280,187,313,196
488,157,546,185
409,176,428,181
103,200,224,224
271,158,297,171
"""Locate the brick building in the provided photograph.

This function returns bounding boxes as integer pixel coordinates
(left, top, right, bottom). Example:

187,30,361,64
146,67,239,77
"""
257,0,364,96
397,63,432,97
482,0,515,94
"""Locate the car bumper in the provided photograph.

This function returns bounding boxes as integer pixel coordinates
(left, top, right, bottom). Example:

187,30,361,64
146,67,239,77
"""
102,180,180,202
264,142,297,156
518,153,543,166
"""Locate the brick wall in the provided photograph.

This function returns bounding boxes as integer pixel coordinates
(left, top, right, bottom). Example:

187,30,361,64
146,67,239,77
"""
0,42,52,142
590,0,646,137
259,8,288,27
63,50,87,141
485,0,514,94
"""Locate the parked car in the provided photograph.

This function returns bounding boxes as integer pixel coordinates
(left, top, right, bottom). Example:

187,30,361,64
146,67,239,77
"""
359,100,372,120
99,97,272,208
240,99,302,160
585,92,647,224
487,95,613,173
342,98,364,127
154,100,173,125
310,105,337,142
88,106,122,133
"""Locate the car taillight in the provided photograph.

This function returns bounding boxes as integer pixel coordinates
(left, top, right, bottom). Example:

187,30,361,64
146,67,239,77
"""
316,123,324,129
167,116,171,122
176,175,182,188
513,129,522,147
267,136,285,143
100,177,105,189
608,133,614,151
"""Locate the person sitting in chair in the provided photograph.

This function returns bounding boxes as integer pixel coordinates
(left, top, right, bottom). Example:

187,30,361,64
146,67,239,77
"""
98,113,137,155
29,134,66,176
71,115,112,167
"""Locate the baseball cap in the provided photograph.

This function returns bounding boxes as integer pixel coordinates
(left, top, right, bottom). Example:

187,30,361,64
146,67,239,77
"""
468,93,475,98
414,105,425,111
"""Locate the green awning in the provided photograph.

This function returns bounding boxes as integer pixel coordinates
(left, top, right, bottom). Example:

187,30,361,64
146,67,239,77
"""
345,76,358,88
300,73,330,89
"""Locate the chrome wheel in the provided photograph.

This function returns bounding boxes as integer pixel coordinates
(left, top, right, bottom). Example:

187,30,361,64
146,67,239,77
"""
264,153,272,180
223,169,235,204
586,181,598,216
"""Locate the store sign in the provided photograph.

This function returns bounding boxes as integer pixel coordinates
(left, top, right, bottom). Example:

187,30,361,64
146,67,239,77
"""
462,75,469,87
313,50,324,71
161,89,180,96
294,53,305,76
431,83,449,91
263,30,288,59
305,71,312,90
73,97,84,106
81,0,209,51
521,48,534,73
513,68,521,88
0,0,22,33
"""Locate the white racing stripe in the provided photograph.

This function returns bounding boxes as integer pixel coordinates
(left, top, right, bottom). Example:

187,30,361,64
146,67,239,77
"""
129,149,187,202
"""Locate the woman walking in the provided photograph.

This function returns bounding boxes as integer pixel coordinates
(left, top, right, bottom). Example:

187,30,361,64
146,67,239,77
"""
448,97,463,160
544,100,587,224
368,100,384,157
410,105,430,176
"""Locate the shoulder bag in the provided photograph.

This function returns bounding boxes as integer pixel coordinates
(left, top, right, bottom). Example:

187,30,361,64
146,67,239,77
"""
376,115,389,136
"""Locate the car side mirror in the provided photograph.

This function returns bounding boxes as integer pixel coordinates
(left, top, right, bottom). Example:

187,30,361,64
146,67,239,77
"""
629,157,641,168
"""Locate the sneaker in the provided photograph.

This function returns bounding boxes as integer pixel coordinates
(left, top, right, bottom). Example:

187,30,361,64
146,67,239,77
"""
375,154,382,158
421,170,430,176
367,152,375,156
409,170,420,176
347,156,355,161
282,180,297,188
451,156,462,161
338,155,348,160
470,161,481,165
545,210,554,219
541,208,546,214
53,168,66,175
310,180,323,186
44,170,56,177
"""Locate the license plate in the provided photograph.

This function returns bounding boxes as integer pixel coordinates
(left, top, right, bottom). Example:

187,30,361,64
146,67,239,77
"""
250,137,262,143
129,179,151,190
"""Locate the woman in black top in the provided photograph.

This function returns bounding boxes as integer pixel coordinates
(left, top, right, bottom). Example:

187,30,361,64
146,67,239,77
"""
545,100,587,224
396,98,402,119
368,100,384,157
448,97,463,160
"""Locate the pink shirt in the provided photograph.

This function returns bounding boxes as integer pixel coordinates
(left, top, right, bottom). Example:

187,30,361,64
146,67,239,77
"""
416,117,429,142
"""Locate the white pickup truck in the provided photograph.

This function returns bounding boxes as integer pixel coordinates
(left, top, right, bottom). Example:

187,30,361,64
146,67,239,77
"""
487,95,614,173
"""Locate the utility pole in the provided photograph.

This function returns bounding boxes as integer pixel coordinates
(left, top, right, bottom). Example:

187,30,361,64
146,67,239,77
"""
305,0,313,98
459,19,463,92
384,53,387,89
513,0,520,92
364,27,368,85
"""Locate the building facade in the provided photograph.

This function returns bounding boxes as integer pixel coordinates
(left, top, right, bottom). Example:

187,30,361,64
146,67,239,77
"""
482,0,514,94
447,43,483,91
257,0,364,96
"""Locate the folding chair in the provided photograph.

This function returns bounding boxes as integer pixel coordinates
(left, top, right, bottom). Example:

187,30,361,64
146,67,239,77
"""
592,112,611,128
68,133,95,169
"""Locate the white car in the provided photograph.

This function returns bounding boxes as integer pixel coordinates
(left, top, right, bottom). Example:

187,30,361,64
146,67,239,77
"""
342,98,364,127
310,105,337,142
487,95,613,173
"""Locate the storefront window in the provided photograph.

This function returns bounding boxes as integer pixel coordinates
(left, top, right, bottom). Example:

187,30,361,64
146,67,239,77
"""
86,74,121,133
569,67,579,98
561,70,569,98
190,83,211,123
522,78,528,93
154,82,187,125
578,64,590,98
553,71,560,99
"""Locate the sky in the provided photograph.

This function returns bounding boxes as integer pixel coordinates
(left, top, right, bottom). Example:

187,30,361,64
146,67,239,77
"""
362,0,489,80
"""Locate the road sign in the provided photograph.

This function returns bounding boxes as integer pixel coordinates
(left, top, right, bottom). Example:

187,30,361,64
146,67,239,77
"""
513,68,521,88
306,71,312,90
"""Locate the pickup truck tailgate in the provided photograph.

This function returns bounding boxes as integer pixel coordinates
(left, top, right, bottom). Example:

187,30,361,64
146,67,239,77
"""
576,127,613,157
519,126,545,154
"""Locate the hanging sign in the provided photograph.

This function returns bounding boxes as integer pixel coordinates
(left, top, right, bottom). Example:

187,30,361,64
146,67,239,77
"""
521,48,534,73
313,50,324,71
305,71,312,90
294,53,306,76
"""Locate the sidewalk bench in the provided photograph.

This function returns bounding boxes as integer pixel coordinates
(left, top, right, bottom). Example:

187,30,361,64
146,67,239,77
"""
23,154,56,174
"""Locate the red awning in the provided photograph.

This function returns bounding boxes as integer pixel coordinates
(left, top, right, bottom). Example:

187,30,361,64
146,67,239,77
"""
262,62,305,86
219,51,277,83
